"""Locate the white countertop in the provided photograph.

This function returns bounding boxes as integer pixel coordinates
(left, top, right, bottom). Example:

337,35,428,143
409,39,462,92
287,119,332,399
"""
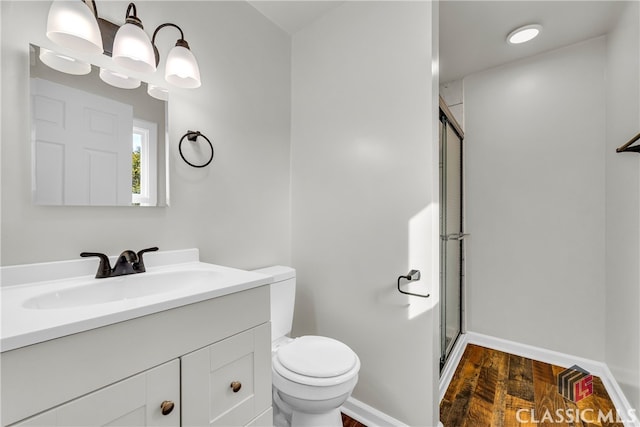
1,250,272,352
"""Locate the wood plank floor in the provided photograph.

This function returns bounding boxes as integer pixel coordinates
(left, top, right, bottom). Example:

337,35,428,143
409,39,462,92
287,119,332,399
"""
342,413,367,427
440,344,623,427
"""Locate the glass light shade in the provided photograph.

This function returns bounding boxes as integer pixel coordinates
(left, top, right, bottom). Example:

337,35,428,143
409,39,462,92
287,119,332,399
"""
507,24,542,44
46,0,103,54
112,23,156,74
165,45,201,89
147,84,169,101
39,48,91,75
99,68,141,89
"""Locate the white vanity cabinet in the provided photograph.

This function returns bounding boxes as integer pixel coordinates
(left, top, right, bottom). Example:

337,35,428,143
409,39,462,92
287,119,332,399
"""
12,360,180,427
182,325,272,426
1,286,272,427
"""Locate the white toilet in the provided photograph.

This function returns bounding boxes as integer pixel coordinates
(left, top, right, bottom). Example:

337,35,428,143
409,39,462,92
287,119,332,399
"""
253,266,360,427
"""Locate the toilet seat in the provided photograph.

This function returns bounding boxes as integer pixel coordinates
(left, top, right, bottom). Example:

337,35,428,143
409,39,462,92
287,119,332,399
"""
278,336,356,377
273,336,360,387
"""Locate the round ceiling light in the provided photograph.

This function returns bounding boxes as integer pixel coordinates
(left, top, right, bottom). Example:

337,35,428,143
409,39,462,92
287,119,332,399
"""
507,24,542,44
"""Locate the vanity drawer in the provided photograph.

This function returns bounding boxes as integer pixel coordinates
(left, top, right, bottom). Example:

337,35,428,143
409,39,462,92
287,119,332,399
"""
181,323,271,427
10,360,179,427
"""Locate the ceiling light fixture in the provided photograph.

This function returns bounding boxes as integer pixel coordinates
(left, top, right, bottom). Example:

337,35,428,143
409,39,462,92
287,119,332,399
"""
45,0,201,89
507,24,542,45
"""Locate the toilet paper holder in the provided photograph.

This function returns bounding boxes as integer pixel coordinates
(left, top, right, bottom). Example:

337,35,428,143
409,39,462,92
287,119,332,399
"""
397,270,430,298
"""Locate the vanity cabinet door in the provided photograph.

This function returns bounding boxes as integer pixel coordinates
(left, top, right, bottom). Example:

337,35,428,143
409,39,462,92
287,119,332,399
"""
181,323,271,427
11,360,179,427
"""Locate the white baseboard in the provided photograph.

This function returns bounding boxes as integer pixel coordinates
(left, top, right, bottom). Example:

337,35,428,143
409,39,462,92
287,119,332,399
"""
342,397,409,427
466,332,605,374
439,333,469,401
440,332,639,427
598,363,640,427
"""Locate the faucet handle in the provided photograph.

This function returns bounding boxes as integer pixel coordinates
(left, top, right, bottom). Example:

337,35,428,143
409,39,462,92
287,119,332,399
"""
135,247,159,273
80,252,112,278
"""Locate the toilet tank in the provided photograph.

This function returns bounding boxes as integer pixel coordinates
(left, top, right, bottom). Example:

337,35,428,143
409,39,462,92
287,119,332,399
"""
252,266,296,342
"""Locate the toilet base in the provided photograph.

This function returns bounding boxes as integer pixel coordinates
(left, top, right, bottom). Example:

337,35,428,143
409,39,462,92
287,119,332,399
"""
273,388,346,427
274,405,343,427
292,409,342,427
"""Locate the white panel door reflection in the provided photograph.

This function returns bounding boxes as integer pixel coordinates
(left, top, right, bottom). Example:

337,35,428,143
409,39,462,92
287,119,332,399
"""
31,78,133,205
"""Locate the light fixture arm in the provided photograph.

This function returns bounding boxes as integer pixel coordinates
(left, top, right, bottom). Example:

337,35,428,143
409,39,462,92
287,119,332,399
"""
152,23,185,44
124,3,143,28
82,0,99,19
151,23,190,67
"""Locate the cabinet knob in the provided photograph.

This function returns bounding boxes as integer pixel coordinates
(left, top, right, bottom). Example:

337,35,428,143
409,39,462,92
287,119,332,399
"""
230,381,242,393
160,400,175,416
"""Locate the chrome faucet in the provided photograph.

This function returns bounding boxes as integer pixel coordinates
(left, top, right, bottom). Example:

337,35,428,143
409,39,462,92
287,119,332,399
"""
80,247,159,279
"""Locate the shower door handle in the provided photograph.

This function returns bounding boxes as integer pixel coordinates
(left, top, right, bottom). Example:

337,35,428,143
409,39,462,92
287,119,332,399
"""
441,233,469,241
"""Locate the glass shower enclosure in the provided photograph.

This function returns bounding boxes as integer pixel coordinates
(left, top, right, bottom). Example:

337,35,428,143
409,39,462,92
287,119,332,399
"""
439,101,464,371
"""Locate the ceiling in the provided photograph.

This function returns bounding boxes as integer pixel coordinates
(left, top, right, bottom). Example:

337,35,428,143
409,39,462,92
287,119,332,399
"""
248,1,344,35
439,1,625,83
248,1,625,83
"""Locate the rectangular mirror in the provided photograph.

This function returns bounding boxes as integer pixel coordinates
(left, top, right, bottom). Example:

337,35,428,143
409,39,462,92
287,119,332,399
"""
29,44,168,207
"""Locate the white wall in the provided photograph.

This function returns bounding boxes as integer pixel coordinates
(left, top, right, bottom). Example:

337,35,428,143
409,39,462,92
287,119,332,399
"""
605,0,640,409
464,38,607,361
1,1,291,269
291,2,440,425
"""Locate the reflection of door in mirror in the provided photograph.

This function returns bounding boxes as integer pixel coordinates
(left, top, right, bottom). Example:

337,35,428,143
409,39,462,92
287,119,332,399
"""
29,44,168,207
32,78,133,205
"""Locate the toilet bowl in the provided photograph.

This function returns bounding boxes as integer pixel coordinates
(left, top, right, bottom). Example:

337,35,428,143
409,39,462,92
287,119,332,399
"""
253,266,360,427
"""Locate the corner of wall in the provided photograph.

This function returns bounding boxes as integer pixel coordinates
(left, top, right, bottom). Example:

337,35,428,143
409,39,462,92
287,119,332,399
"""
604,0,640,412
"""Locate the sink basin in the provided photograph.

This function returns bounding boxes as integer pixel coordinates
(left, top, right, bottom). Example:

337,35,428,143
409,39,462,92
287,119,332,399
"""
1,250,273,352
23,269,217,309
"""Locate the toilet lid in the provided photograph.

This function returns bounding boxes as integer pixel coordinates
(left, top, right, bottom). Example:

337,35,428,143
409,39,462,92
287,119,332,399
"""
276,336,357,378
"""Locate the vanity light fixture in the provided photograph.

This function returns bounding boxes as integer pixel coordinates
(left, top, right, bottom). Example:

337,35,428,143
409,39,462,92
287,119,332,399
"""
99,68,141,89
39,47,92,75
112,3,156,74
147,84,169,101
152,24,201,89
45,0,201,89
46,0,103,54
507,24,542,45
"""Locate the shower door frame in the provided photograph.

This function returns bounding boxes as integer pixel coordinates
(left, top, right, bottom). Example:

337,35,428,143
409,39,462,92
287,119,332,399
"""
439,97,465,372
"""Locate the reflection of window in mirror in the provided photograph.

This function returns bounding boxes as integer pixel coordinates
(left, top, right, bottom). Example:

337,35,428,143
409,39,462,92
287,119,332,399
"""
132,119,158,206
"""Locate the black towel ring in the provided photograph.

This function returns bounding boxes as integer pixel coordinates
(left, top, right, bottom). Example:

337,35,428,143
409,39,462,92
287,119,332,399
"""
179,130,214,168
